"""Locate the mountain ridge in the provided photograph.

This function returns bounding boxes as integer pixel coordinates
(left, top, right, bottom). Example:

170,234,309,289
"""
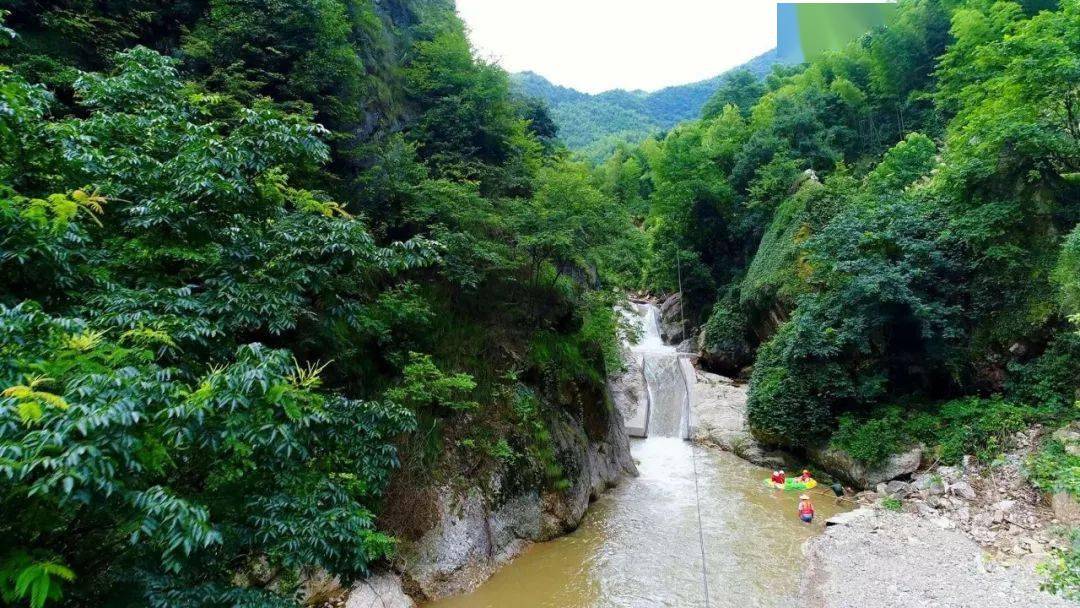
511,49,786,158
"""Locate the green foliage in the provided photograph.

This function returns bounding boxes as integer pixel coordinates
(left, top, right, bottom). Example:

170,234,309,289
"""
865,132,937,194
700,289,753,366
882,496,903,512
405,16,540,195
1006,333,1080,417
931,397,1034,464
1028,440,1080,499
832,409,911,467
1039,530,1080,600
0,552,75,608
701,69,767,119
0,302,414,601
386,352,478,414
515,161,642,288
1055,226,1080,317
832,397,1033,466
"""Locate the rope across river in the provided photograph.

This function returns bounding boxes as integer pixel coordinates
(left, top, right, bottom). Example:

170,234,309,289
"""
689,439,712,607
678,254,712,608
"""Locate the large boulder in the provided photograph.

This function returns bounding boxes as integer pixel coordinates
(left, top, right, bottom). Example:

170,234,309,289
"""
1052,422,1080,456
1051,492,1080,524
689,370,785,468
809,444,923,489
658,293,686,344
345,572,415,608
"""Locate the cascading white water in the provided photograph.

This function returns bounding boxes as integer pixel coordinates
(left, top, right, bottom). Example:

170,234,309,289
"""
427,300,852,608
629,302,688,438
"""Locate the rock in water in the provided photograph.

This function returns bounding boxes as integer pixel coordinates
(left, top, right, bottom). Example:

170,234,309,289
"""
658,293,685,344
689,370,785,467
607,345,647,437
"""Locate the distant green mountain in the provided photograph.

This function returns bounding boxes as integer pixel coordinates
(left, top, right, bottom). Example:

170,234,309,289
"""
512,49,785,159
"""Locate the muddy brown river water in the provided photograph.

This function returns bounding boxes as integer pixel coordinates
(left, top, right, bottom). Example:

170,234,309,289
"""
425,302,847,607
425,437,849,608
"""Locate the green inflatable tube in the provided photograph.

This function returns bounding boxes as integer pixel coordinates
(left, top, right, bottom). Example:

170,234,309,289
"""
763,478,818,491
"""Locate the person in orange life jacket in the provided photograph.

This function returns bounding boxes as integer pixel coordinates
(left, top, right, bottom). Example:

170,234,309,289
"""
798,494,815,523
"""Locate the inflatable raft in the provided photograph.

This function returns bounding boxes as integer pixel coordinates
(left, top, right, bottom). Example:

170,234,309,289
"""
763,478,818,491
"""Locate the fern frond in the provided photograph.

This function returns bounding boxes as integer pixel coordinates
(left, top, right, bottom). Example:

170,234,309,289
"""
287,358,333,389
2,376,68,423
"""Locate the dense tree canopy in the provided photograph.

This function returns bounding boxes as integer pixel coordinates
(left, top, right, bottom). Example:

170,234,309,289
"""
1,0,1079,604
0,2,639,606
596,0,1079,451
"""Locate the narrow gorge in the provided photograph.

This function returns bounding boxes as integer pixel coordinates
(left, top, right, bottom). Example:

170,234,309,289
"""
416,301,848,608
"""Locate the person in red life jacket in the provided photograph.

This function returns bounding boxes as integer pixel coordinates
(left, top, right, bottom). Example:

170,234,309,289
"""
771,470,783,485
798,494,815,523
778,469,787,485
798,469,813,483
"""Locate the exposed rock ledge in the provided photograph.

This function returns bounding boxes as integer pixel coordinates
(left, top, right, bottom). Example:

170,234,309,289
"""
687,366,922,489
808,443,923,489
688,369,786,468
339,393,637,606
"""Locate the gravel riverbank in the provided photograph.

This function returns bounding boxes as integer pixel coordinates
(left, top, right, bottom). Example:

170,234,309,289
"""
802,508,1071,608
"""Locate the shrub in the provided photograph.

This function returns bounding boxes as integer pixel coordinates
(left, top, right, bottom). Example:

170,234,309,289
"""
1006,333,1080,419
829,397,1033,466
930,397,1029,463
700,289,753,371
747,325,853,447
1039,530,1080,601
1028,440,1080,499
831,409,910,467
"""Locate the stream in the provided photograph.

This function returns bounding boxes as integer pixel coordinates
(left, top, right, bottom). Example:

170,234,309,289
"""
424,303,848,608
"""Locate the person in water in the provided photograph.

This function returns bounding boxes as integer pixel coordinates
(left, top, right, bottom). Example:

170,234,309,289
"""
771,470,783,485
830,482,846,504
798,469,813,483
798,495,815,523
778,470,786,485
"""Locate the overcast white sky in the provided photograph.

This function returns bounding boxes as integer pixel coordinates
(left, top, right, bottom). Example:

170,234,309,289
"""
455,0,774,93
455,0,868,94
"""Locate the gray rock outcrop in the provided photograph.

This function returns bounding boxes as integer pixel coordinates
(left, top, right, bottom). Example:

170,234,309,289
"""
688,369,785,467
809,444,923,489
607,345,647,437
345,572,415,608
395,404,636,600
658,293,686,344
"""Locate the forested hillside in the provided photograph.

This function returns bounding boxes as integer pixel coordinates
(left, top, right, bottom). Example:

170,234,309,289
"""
512,50,784,160
3,0,1080,604
0,1,640,606
602,0,1078,563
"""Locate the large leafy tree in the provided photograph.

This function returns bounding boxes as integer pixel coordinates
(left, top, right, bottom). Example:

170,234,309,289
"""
0,46,438,606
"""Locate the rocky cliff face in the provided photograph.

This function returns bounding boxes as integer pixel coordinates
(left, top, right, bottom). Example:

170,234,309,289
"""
607,341,647,437
688,369,790,468
395,404,636,600
338,374,637,605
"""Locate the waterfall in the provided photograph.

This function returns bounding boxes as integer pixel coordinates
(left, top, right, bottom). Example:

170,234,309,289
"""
630,302,689,438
